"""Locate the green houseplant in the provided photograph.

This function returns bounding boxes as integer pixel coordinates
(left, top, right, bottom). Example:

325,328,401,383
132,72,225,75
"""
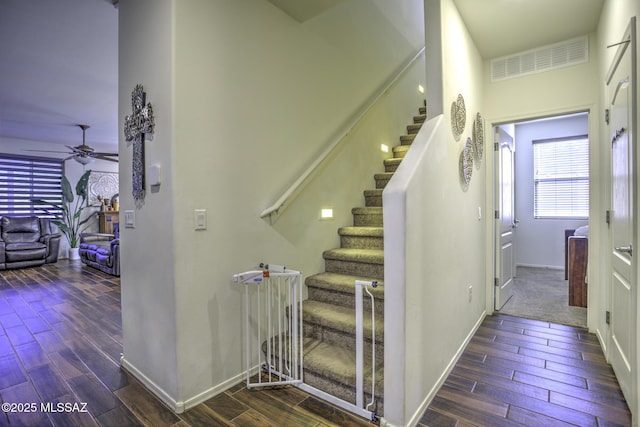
32,170,98,251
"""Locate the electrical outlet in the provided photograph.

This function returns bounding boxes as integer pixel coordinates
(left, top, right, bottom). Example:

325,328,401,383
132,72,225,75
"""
468,285,473,302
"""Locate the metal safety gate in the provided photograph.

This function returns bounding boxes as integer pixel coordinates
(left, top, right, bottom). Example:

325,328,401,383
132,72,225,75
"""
233,263,380,421
232,263,303,388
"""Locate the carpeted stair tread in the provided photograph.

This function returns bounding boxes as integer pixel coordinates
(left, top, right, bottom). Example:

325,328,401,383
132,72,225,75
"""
306,272,384,299
374,172,394,181
352,207,382,214
302,337,384,396
303,300,383,341
400,134,416,145
393,145,410,158
323,248,384,265
384,158,403,171
338,226,383,238
407,123,422,134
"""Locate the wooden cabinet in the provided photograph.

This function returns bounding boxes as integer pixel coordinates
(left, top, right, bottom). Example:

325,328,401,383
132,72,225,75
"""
98,211,119,235
568,236,588,307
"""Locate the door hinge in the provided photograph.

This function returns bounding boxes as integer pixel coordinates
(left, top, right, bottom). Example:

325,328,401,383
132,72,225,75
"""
606,210,611,226
494,277,499,287
606,310,611,325
494,142,499,151
605,108,610,125
495,210,500,219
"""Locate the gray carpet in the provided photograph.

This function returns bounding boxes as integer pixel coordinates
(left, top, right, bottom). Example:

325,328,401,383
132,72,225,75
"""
498,266,587,327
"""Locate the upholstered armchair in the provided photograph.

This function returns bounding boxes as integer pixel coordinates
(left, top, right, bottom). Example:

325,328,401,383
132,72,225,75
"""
79,224,120,276
0,216,61,270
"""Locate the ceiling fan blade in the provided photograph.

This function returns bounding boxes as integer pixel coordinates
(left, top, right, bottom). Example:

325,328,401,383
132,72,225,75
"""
91,152,118,157
66,145,82,153
23,149,72,154
63,154,77,161
94,155,119,163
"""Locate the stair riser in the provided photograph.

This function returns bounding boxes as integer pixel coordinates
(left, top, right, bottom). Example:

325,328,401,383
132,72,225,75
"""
340,235,383,250
302,371,384,415
384,164,398,173
307,287,384,315
365,194,382,207
407,124,422,134
325,259,384,280
400,135,415,145
353,213,383,227
393,148,408,159
303,323,384,361
375,177,389,189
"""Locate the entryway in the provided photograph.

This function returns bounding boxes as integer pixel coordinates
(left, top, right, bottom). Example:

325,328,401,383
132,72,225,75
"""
493,112,590,328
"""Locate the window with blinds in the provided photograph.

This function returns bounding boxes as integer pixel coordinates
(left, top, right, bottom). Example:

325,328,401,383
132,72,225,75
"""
533,135,589,219
0,154,64,217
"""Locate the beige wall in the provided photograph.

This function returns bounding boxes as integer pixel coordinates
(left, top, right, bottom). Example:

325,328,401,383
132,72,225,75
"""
119,0,425,411
383,0,486,424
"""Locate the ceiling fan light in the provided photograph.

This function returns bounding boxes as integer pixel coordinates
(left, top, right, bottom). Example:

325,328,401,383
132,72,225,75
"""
75,156,94,165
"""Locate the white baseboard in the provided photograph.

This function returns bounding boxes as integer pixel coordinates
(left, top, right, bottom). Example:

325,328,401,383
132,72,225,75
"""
386,310,486,427
120,356,252,414
516,263,564,270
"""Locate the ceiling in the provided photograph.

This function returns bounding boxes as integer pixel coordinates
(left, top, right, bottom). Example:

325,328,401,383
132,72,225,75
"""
0,0,604,151
453,0,604,59
0,0,118,149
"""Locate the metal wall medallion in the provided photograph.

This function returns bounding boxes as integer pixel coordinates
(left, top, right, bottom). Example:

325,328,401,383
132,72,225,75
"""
462,137,473,184
451,94,466,138
473,112,484,161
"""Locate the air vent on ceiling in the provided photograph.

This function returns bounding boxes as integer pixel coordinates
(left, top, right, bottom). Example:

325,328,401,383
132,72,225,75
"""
491,36,588,82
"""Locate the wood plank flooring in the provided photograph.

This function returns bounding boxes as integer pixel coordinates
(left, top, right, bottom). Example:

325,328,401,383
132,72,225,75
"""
0,261,373,427
0,262,631,426
419,314,632,427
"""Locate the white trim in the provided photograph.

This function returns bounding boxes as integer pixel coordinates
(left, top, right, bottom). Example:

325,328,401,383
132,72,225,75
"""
381,311,487,427
516,263,564,270
120,356,250,413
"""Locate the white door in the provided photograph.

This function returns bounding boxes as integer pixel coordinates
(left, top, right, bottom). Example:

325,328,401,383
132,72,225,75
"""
495,126,516,310
606,18,636,415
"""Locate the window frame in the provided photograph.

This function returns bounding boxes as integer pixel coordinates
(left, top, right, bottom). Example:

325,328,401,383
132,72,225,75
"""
532,134,589,220
0,153,65,218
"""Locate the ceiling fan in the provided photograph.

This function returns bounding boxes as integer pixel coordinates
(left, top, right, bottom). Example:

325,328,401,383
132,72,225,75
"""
25,124,118,164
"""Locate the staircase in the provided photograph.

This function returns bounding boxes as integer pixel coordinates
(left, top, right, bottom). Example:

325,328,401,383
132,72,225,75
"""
301,102,426,416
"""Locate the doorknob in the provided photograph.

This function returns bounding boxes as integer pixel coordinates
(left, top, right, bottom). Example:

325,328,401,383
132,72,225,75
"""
615,244,633,256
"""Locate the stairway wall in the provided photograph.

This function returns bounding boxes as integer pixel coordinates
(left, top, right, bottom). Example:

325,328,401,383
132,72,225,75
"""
272,56,426,277
383,1,487,425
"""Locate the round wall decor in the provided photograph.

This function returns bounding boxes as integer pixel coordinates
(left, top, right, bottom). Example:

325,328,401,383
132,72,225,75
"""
462,137,473,184
450,94,466,138
473,112,484,161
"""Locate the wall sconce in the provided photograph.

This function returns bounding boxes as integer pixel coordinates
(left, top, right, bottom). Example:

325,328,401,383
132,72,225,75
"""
380,144,389,153
418,84,425,94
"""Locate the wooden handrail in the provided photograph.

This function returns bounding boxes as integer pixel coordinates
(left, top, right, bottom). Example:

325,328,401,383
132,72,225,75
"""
260,46,426,220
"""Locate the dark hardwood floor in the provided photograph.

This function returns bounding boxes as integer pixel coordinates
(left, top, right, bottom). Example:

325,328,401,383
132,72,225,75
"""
419,314,632,427
0,261,373,427
0,262,632,426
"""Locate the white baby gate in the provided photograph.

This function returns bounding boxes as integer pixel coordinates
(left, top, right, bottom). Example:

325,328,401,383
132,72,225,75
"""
233,263,379,421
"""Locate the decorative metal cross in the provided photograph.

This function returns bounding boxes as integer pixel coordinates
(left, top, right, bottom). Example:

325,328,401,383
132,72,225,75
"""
124,84,155,201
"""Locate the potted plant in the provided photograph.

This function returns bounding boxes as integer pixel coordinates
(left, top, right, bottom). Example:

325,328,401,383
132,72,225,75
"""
32,170,98,259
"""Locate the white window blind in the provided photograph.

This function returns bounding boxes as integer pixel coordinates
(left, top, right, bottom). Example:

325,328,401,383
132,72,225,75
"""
0,154,64,217
533,135,589,219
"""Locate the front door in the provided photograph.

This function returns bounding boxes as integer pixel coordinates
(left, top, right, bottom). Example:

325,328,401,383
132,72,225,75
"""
606,17,637,416
495,126,516,310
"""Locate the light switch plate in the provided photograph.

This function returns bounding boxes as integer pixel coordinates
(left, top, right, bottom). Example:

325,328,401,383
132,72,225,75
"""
194,209,207,230
124,210,135,228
